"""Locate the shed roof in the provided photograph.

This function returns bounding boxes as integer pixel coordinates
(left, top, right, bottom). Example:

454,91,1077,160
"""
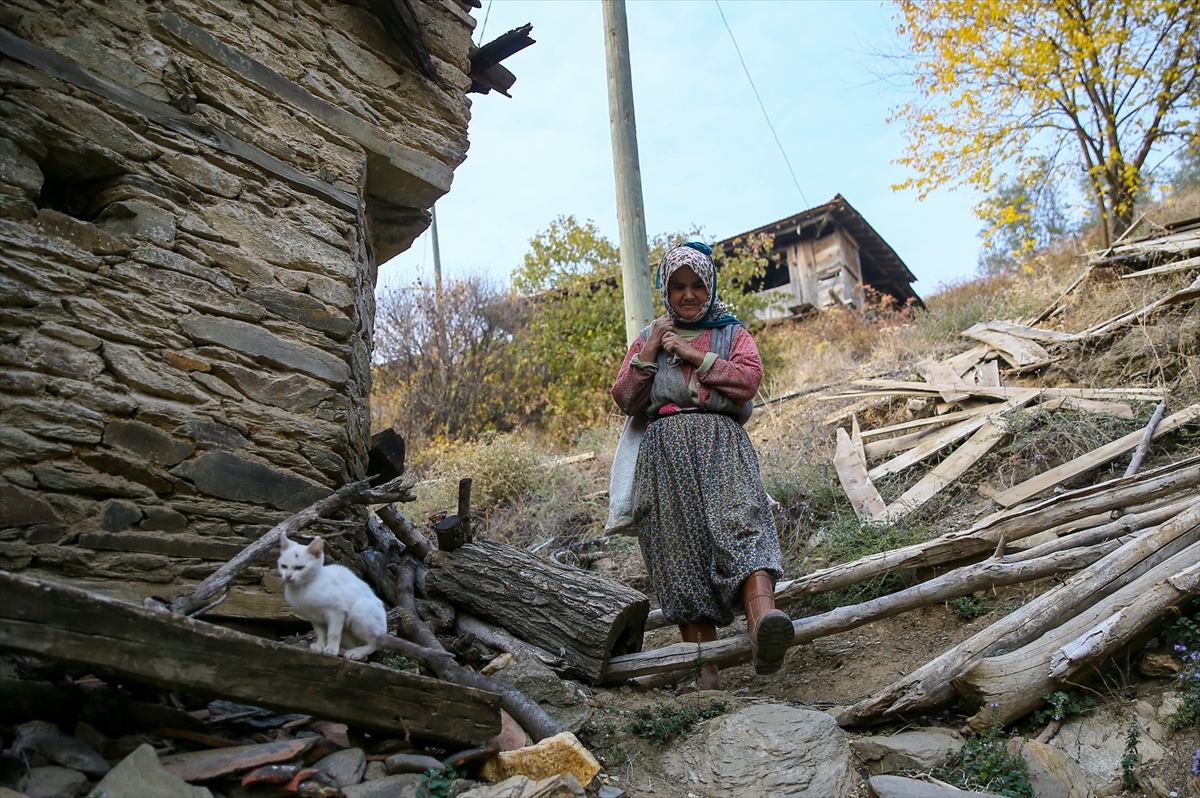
717,195,922,306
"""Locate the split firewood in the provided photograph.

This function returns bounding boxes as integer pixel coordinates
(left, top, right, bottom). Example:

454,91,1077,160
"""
424,540,649,682
642,456,1200,632
148,476,414,617
835,497,1200,726
992,402,1200,508
605,539,1122,682
956,539,1200,733
391,558,563,742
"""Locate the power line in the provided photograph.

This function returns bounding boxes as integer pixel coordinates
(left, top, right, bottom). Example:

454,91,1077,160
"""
714,0,810,209
476,0,494,45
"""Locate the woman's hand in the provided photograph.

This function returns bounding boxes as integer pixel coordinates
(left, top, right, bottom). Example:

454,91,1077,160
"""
641,316,674,361
662,331,706,367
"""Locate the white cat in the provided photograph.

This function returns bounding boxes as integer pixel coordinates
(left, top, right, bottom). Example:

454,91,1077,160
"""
277,532,387,661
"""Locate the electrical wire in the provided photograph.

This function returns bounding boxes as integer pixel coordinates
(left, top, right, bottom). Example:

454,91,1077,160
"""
714,0,811,208
476,0,494,45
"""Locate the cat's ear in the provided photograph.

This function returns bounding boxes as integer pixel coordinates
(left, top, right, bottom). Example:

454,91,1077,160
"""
279,531,293,551
306,537,324,557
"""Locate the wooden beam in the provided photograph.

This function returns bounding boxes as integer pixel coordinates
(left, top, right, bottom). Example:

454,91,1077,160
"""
0,28,355,212
0,573,501,746
1119,254,1200,279
991,403,1200,507
885,421,1007,522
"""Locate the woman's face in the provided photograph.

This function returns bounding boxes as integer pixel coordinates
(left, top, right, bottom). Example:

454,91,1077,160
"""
666,265,709,322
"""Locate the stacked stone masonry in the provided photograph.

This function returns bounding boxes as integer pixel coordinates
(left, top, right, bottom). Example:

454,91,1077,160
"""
0,0,476,618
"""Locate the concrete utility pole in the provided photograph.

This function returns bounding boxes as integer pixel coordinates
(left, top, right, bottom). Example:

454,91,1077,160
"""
430,203,443,295
602,0,654,345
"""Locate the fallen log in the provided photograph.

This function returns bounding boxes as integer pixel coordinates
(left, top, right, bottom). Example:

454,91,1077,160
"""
956,539,1200,732
603,539,1121,682
425,540,649,683
834,497,1200,726
1005,497,1194,562
391,559,562,742
641,456,1200,632
149,477,413,617
0,572,500,746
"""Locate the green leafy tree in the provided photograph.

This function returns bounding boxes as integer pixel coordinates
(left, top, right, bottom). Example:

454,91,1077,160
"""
977,170,1074,274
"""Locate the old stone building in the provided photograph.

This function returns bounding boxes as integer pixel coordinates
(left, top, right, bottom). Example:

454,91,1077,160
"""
0,0,500,619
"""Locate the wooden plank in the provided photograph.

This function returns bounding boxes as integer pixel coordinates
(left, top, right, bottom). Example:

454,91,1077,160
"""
976,359,1001,388
859,408,990,441
0,573,501,746
868,391,1039,480
961,324,1052,367
1052,397,1135,420
885,422,1007,521
851,381,1163,402
834,428,887,522
945,345,990,377
1081,275,1200,338
976,321,1076,343
850,414,867,466
992,403,1200,507
864,424,953,460
1119,254,1200,279
914,359,971,403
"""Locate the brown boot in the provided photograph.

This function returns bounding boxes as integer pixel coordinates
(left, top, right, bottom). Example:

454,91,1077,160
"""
679,622,721,690
742,570,793,675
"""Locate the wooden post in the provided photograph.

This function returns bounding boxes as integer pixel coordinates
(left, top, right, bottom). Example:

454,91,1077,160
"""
602,0,654,344
431,203,443,294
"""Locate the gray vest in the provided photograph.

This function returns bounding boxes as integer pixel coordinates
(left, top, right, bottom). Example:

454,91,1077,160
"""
642,324,755,425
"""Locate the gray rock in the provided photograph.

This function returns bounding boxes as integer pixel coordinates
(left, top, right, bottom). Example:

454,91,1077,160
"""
243,286,354,338
316,747,366,787
0,426,73,469
205,202,353,280
364,761,387,781
88,743,212,798
1017,739,1091,798
61,296,161,348
79,449,175,495
103,420,194,466
37,735,110,778
18,766,89,798
179,315,350,385
171,451,329,511
159,153,242,199
101,343,207,403
868,774,1001,797
2,396,106,443
598,786,628,798
99,500,142,532
210,363,336,413
22,333,106,379
306,274,356,311
664,704,856,798
492,658,593,734
851,727,965,774
140,506,188,532
32,462,155,499
1051,703,1165,787
0,136,43,193
38,322,104,351
384,753,445,775
341,773,423,798
34,209,129,255
96,200,175,248
0,485,61,527
178,420,249,450
112,262,259,320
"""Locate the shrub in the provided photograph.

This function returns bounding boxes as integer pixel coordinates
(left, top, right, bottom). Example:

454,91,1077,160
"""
623,700,730,746
934,721,1033,797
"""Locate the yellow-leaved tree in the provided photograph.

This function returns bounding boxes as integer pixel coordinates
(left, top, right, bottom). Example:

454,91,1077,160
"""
893,0,1200,247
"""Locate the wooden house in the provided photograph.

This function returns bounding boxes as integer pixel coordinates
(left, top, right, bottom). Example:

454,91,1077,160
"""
717,195,922,320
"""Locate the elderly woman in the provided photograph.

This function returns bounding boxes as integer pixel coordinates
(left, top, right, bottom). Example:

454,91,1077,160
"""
611,242,793,690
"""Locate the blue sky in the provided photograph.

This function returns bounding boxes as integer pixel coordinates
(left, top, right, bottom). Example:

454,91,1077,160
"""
377,0,987,297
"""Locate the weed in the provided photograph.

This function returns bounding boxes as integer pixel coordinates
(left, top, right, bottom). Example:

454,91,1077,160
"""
1121,721,1141,792
1167,644,1200,731
623,700,730,746
949,595,993,620
934,721,1034,798
1031,691,1095,725
375,652,421,672
418,764,462,798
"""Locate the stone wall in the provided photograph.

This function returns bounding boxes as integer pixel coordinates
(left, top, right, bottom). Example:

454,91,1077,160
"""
0,0,476,618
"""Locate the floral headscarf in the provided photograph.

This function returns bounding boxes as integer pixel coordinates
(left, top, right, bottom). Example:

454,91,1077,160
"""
657,242,740,329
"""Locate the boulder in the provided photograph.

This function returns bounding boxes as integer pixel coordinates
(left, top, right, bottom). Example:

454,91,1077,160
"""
87,744,212,798
479,732,599,789
868,774,1002,797
491,658,592,734
314,747,366,787
1018,740,1092,798
851,727,964,773
1139,653,1180,677
384,753,445,775
1051,704,1165,787
663,704,856,798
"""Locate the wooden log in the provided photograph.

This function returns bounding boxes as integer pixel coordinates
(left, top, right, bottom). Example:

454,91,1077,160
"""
834,498,1200,726
1004,497,1193,563
425,541,649,682
640,456,1200,632
391,560,562,742
454,614,567,671
155,477,411,617
992,403,1200,507
377,505,432,561
956,539,1200,732
603,540,1120,682
0,573,500,746
834,428,887,522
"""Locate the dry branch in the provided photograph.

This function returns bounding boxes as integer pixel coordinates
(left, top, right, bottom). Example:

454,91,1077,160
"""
835,497,1200,726
377,504,432,561
1124,402,1168,478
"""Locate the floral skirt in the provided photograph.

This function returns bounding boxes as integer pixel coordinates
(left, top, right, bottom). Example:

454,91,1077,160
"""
632,412,783,627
